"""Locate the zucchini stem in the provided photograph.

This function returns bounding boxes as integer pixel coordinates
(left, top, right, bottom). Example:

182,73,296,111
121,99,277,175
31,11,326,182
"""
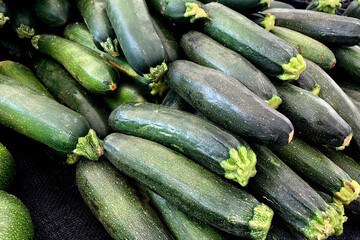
327,198,347,236
336,133,353,151
260,13,275,31
0,13,9,28
317,0,342,14
184,3,209,23
144,61,169,96
279,54,307,81
333,180,360,205
310,84,321,96
100,37,120,57
265,94,282,109
16,24,35,39
249,203,273,240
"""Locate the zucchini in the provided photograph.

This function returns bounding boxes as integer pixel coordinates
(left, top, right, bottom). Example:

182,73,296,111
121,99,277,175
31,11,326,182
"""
11,8,35,39
0,0,10,28
109,102,257,186
270,26,336,70
306,0,342,14
249,144,344,239
0,190,33,240
275,83,352,148
264,8,360,46
336,79,360,100
180,31,282,109
161,89,188,110
164,60,294,147
272,137,360,205
269,1,295,9
0,143,15,191
33,57,110,138
103,84,146,111
248,12,275,31
292,69,321,95
33,0,71,27
200,0,270,12
343,0,360,19
31,34,118,94
76,0,119,57
333,46,360,82
0,74,103,163
103,133,274,239
200,2,306,81
0,60,54,99
76,159,171,240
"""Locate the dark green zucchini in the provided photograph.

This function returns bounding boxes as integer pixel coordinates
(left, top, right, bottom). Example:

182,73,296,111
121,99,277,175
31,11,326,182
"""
249,144,344,239
336,79,360,100
343,0,360,19
0,143,15,191
0,190,33,240
33,57,110,138
76,159,171,240
269,1,295,9
306,0,341,14
109,102,257,186
200,0,269,12
11,8,35,39
292,69,321,95
103,133,274,239
180,31,282,109
76,0,119,57
31,34,118,94
161,89,188,110
165,60,294,147
275,83,352,148
0,0,11,28
333,46,360,82
0,60,54,99
0,74,103,162
272,137,360,205
103,84,146,111
270,26,336,70
33,0,71,27
264,8,360,46
200,2,306,81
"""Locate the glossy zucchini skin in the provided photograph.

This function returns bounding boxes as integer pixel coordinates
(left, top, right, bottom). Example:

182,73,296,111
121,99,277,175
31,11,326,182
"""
276,83,352,148
333,46,360,82
0,143,15,191
0,190,33,240
264,8,360,46
201,3,305,81
33,57,110,138
0,74,90,153
11,8,35,39
76,159,171,240
200,0,269,12
33,0,71,27
103,133,274,239
31,34,118,94
180,31,281,107
165,60,294,147
343,0,360,19
292,68,321,95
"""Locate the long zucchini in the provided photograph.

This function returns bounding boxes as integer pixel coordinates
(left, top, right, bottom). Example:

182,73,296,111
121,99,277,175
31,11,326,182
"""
292,69,321,95
332,46,360,82
33,0,71,27
200,0,270,12
306,0,342,14
0,0,10,28
0,143,15,191
103,133,274,239
343,0,360,19
11,8,35,39
165,60,294,147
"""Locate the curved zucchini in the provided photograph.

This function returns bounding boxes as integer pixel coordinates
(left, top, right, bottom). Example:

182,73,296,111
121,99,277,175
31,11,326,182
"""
292,69,321,95
33,0,71,27
332,46,360,82
103,133,274,239
0,0,11,28
33,57,110,138
306,0,341,14
201,3,306,81
103,84,146,111
165,60,294,147
31,34,118,94
0,143,15,191
200,0,270,12
11,8,35,39
109,102,257,186
180,31,282,109
343,0,360,19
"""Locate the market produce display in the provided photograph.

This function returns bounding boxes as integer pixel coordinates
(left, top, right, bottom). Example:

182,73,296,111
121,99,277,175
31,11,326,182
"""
1,0,360,239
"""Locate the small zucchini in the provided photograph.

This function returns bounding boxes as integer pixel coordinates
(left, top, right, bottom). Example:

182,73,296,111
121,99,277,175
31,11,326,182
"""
33,0,71,27
0,143,15,191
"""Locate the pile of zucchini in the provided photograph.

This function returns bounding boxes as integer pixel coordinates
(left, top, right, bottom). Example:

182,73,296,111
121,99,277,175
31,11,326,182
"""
1,0,360,239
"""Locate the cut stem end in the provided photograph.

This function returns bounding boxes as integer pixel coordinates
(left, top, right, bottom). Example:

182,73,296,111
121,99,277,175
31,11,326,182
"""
333,180,360,205
279,54,307,81
265,94,282,109
249,203,274,240
260,13,275,31
317,0,342,14
184,3,209,23
16,24,35,39
100,38,120,57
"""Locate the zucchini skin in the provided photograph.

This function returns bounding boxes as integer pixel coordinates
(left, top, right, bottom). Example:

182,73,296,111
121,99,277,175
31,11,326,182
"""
0,143,15,191
31,34,118,94
180,31,280,106
200,0,269,12
270,26,336,70
201,3,305,80
164,60,294,147
106,0,166,75
269,1,295,9
292,69,321,95
103,85,146,111
333,46,360,82
264,8,360,46
11,8,35,39
0,74,90,153
103,133,274,239
0,190,33,240
343,0,360,19
276,83,351,148
76,159,171,240
33,57,110,138
33,0,71,27
161,89,189,110
109,102,257,186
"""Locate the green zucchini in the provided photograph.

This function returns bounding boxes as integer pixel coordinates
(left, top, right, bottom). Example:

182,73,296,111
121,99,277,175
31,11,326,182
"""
33,57,110,138
272,137,360,205
165,60,294,147
31,34,118,94
200,0,270,12
0,60,54,99
343,0,360,19
76,0,119,57
33,0,71,27
269,1,295,9
200,2,306,81
180,31,282,109
264,8,360,46
103,84,146,111
306,0,341,14
76,159,171,240
336,79,360,100
0,74,103,163
333,46,360,82
0,190,33,240
270,26,336,70
0,143,15,191
109,102,257,186
103,133,274,239
161,89,188,110
275,83,352,148
250,144,344,239
292,69,321,95
11,8,35,39
0,0,10,28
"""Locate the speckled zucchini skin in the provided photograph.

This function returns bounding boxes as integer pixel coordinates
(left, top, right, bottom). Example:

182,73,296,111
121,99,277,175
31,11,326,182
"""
33,0,71,27
76,159,171,240
0,190,33,240
0,143,15,191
